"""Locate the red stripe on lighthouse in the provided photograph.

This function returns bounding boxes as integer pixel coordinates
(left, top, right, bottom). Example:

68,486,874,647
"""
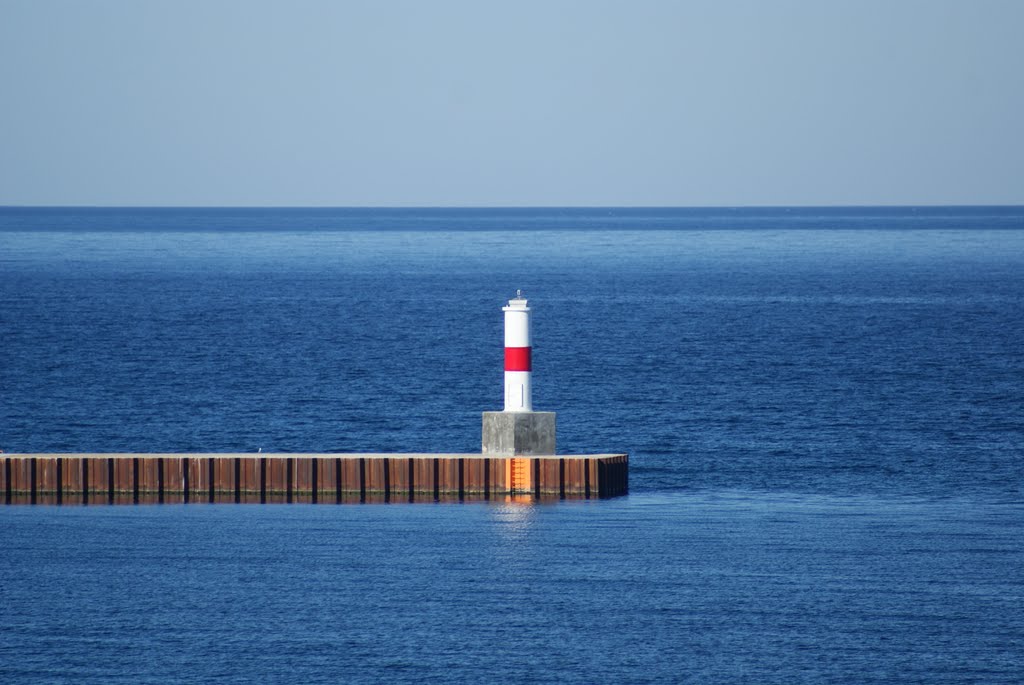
504,347,532,372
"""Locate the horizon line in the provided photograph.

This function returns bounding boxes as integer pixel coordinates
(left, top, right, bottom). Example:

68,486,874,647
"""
2,203,1023,211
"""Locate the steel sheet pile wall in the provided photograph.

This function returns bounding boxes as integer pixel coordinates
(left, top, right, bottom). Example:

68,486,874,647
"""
2,454,628,504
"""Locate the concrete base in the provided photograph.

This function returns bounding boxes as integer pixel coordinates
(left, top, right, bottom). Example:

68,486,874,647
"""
481,411,556,456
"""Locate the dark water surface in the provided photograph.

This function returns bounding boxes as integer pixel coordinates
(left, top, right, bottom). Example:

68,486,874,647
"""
2,207,1023,682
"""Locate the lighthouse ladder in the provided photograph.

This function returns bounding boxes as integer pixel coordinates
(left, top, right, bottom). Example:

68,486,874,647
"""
510,457,529,495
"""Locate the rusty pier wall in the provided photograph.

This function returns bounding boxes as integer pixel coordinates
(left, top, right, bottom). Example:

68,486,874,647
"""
1,454,628,504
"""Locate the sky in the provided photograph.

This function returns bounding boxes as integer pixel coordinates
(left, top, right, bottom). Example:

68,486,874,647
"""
1,0,1022,207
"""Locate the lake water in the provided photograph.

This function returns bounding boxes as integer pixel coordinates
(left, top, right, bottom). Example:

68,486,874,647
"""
1,207,1023,682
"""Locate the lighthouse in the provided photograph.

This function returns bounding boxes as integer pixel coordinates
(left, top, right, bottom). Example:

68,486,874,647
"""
482,291,556,456
503,290,532,411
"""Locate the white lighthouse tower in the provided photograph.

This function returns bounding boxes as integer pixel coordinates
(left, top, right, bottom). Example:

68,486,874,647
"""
502,290,532,412
482,291,556,456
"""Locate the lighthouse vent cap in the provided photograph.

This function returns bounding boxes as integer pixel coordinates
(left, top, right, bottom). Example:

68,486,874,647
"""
504,289,528,309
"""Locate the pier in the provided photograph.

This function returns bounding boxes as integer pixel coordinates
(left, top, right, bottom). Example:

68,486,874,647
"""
2,293,629,505
1,453,628,504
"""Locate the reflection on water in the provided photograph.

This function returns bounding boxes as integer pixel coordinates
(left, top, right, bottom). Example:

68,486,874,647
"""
489,499,539,543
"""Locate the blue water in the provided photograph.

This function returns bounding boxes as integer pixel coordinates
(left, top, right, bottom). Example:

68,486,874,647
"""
2,207,1023,682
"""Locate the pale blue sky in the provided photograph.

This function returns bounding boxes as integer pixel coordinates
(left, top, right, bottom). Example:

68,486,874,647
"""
1,0,1021,206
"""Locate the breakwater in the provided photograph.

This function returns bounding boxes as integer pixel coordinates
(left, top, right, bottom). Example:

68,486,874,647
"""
1,453,628,504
